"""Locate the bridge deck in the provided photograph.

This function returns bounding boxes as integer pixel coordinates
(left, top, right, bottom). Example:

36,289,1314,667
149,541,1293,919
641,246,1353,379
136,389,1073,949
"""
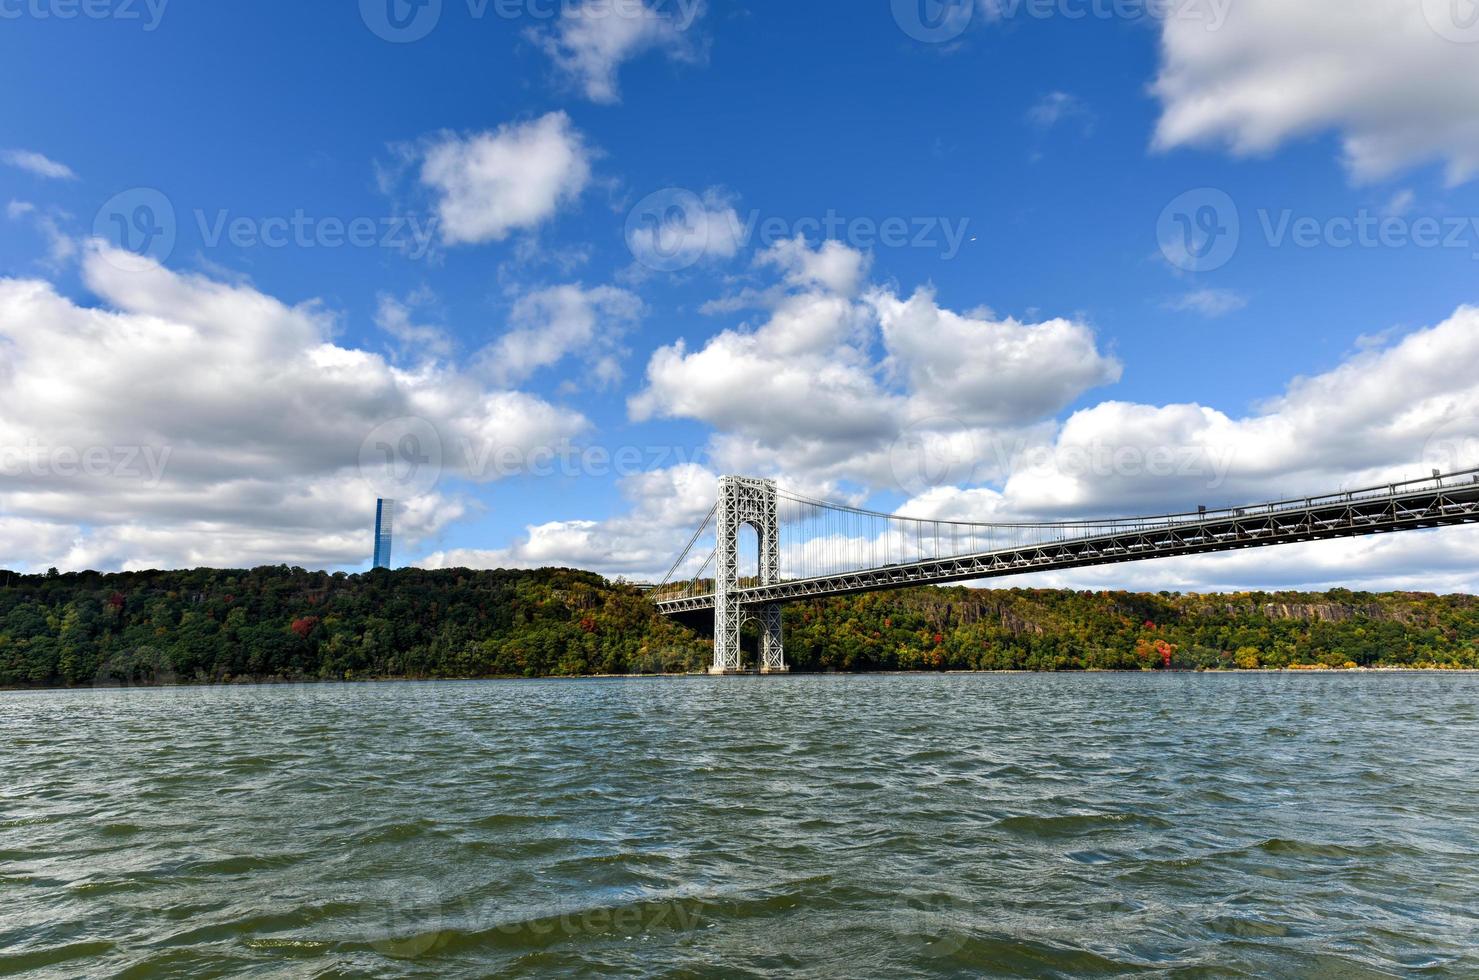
654,474,1479,614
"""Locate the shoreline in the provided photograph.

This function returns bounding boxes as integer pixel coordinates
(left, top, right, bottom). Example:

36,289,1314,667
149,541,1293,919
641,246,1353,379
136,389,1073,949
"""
5,665,1479,694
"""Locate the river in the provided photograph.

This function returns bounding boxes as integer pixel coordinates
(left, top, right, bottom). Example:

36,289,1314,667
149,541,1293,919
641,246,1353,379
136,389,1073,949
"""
3,673,1477,976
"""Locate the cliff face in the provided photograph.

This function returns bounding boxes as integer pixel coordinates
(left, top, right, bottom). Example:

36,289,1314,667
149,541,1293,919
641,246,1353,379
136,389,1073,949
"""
782,587,1479,672
1258,602,1399,624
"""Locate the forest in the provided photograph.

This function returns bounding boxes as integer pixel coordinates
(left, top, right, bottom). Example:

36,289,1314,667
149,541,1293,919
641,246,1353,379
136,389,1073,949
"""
1,565,1476,688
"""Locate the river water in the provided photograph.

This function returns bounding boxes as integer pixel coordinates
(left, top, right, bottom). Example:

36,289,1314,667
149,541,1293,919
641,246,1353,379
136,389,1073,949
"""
2,674,1477,977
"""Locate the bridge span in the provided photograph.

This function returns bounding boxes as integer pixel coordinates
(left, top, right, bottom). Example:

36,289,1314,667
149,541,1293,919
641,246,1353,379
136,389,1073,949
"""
651,467,1479,674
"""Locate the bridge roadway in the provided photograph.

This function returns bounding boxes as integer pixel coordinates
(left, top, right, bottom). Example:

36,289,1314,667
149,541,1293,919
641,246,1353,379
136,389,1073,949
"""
653,470,1479,616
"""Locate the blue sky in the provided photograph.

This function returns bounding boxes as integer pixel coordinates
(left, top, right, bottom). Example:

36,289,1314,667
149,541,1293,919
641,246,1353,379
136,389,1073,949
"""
4,0,1479,592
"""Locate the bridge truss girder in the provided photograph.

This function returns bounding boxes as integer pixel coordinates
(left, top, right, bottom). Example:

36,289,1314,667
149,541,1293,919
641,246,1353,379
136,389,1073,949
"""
657,478,1479,617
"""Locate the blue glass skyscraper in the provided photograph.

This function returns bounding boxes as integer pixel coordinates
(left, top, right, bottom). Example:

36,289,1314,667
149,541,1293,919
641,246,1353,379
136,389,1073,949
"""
373,498,394,569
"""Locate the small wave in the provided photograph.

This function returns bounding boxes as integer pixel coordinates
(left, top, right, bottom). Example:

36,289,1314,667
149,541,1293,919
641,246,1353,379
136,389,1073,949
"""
994,812,1172,840
472,812,560,829
0,940,116,973
98,822,143,837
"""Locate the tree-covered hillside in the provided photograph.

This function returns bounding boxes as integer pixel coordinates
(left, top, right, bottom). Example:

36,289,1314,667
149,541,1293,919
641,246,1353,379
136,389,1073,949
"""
0,566,710,687
1,566,1476,687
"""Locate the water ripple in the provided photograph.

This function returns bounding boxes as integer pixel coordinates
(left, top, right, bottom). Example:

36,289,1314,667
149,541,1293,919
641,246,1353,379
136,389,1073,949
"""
2,674,1478,976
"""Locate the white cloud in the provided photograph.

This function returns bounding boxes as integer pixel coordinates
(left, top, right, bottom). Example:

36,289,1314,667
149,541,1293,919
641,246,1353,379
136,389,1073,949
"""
1152,0,1479,184
1162,288,1248,318
420,113,592,245
532,0,705,103
1027,91,1092,134
1384,188,1417,217
421,461,718,580
630,238,1120,489
624,188,744,273
2,149,76,180
875,287,1122,425
0,243,588,572
994,525,1479,595
759,236,870,296
5,200,76,267
479,283,644,388
375,291,454,361
909,304,1479,525
442,270,1479,594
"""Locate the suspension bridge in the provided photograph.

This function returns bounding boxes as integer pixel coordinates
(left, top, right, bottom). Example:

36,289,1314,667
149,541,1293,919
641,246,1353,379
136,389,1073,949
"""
650,467,1479,674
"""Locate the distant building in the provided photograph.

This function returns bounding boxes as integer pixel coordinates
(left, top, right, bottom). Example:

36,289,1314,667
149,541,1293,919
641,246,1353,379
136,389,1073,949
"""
373,498,394,569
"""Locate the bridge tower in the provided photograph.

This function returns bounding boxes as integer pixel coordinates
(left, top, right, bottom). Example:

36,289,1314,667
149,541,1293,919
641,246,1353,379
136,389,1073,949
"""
713,476,787,674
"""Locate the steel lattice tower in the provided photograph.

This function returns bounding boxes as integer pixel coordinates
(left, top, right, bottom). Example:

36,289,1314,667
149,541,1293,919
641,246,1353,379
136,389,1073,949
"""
712,476,786,674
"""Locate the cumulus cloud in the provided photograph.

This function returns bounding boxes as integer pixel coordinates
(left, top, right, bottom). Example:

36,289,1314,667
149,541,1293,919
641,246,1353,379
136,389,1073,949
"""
532,0,706,103
625,188,745,274
5,200,76,268
420,113,592,245
1152,0,1479,184
2,149,76,180
479,283,644,389
900,304,1479,528
421,461,718,580
875,288,1122,425
630,238,1120,489
759,236,870,296
0,243,588,572
996,525,1479,595
514,274,1479,593
375,291,454,361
